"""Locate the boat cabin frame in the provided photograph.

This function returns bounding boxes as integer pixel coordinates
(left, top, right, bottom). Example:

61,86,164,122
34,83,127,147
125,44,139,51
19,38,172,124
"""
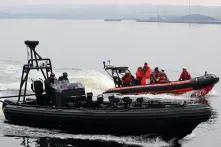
103,62,132,88
18,40,53,103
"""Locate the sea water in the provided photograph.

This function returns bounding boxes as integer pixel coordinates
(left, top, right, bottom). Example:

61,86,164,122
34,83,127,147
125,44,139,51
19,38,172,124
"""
0,19,220,147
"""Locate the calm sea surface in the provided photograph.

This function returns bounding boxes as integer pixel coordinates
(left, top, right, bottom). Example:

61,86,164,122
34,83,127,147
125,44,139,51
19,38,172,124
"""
0,19,220,147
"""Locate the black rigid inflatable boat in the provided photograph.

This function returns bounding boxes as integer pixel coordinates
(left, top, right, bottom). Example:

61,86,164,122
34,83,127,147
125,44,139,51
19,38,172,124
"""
3,100,211,139
1,41,212,140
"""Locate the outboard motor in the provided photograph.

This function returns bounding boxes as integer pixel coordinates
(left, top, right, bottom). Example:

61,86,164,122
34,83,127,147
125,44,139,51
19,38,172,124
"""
31,80,48,105
31,80,44,94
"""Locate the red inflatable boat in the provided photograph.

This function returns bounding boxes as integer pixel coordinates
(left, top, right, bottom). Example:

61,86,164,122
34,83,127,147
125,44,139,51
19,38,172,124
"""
103,64,219,97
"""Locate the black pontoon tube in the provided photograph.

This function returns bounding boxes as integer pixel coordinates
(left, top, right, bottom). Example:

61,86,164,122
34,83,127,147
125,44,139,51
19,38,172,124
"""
0,94,35,99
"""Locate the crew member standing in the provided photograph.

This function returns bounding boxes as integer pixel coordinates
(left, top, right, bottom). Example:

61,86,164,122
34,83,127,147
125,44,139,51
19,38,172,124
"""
141,62,152,85
152,67,161,83
45,73,57,86
45,73,57,105
158,69,169,83
136,67,143,85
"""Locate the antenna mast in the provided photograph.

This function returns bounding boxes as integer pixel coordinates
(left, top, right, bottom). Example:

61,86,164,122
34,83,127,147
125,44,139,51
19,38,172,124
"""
17,40,53,103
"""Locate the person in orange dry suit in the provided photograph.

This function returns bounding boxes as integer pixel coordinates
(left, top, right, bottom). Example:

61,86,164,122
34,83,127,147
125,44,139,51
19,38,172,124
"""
151,67,161,83
122,72,134,86
158,69,170,83
136,67,143,85
179,68,192,81
141,62,152,85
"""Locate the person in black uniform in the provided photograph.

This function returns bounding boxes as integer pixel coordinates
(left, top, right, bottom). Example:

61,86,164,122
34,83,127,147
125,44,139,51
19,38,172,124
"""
45,73,57,105
58,72,69,81
45,73,56,84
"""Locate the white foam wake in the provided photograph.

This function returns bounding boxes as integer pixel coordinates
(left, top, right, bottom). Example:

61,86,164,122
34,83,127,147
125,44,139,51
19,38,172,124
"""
207,89,219,97
54,69,114,95
0,60,114,95
0,121,169,147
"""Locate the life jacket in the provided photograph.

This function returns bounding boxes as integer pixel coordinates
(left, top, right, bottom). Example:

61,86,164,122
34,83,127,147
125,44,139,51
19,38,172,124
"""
150,74,155,84
141,77,147,85
158,72,168,83
140,68,152,85
152,71,160,83
136,70,143,81
145,68,152,79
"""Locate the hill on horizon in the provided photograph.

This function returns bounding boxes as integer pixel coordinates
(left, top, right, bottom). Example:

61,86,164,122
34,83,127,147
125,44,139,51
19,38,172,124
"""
176,14,218,22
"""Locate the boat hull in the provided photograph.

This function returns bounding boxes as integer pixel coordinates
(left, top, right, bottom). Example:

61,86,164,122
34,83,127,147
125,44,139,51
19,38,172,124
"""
2,103,211,139
103,74,219,96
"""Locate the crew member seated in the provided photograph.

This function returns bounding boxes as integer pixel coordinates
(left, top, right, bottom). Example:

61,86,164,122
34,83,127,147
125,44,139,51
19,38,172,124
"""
59,72,69,81
150,74,155,84
151,67,161,83
122,72,134,86
179,68,192,81
141,62,152,85
158,69,169,83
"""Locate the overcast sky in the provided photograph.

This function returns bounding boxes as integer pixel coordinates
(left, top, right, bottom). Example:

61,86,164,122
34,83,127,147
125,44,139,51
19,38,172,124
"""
0,0,221,7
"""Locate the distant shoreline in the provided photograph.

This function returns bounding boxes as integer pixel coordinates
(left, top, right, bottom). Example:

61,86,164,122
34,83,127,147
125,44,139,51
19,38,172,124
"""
136,19,221,25
0,17,220,25
104,18,221,24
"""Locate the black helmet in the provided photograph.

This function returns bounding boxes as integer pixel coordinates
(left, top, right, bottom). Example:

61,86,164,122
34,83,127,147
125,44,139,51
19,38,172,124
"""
50,73,55,77
63,72,68,77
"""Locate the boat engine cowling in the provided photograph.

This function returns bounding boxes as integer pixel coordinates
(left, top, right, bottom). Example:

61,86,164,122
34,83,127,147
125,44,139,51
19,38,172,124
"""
31,80,44,94
52,81,86,107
